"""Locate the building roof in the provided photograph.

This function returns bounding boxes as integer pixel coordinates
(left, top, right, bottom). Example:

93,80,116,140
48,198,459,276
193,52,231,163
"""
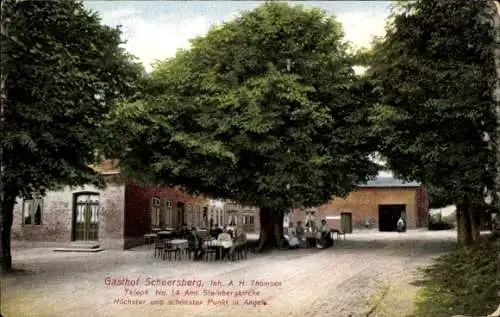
358,176,421,188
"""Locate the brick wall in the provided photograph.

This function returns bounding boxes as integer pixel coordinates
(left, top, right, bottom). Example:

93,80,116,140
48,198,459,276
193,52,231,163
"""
12,181,125,249
290,187,424,231
123,183,209,248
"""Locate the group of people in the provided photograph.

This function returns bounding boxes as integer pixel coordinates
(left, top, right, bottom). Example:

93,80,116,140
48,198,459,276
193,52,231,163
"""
285,219,334,249
185,224,247,261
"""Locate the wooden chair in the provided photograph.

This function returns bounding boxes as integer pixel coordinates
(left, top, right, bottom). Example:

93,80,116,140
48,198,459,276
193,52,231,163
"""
163,240,181,261
184,234,197,260
154,236,164,258
234,242,248,260
203,238,218,261
144,233,157,248
332,229,346,241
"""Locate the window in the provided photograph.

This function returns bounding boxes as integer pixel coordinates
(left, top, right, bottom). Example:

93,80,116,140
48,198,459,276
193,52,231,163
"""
202,206,208,228
219,209,224,225
151,197,161,227
186,204,193,227
249,216,254,225
194,205,201,227
23,197,43,225
305,210,316,229
165,200,172,227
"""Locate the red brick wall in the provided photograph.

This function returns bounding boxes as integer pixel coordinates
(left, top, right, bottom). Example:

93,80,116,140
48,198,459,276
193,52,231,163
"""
290,187,424,231
124,183,208,238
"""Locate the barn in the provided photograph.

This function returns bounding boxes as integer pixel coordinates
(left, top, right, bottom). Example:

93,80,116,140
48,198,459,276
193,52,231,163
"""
291,176,428,233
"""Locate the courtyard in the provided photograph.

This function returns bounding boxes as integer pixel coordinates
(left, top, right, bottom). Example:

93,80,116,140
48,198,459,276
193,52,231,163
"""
1,230,457,317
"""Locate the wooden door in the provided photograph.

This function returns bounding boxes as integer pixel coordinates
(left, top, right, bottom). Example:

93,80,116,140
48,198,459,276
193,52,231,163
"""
341,212,352,233
73,193,100,241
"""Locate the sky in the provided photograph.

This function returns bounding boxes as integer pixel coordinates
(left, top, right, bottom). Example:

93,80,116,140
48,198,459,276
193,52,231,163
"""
83,1,392,72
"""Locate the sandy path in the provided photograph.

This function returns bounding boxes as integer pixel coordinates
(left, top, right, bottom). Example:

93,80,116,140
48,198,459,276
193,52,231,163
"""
1,230,456,317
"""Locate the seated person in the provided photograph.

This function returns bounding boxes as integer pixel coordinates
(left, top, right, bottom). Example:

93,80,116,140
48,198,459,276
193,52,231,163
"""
231,228,247,258
218,230,232,242
223,226,234,238
217,229,234,259
317,219,334,249
233,228,247,245
187,229,205,260
305,220,316,233
286,222,299,248
210,224,223,238
181,223,191,238
296,221,306,245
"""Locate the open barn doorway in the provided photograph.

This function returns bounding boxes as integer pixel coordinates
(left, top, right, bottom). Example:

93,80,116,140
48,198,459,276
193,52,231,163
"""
378,204,406,232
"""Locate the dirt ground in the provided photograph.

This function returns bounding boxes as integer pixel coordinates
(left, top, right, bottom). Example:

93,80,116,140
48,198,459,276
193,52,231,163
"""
0,230,456,317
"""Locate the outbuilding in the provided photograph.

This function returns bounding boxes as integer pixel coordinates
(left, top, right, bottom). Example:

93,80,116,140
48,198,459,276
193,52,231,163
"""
291,176,428,232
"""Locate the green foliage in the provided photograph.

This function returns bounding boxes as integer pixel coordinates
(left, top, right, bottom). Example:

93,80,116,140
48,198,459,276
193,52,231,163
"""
120,2,379,209
368,0,497,207
415,238,500,316
1,0,142,197
427,184,455,209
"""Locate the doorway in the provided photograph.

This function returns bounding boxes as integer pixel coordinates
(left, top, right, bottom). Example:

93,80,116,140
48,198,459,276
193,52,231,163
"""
73,193,100,241
340,212,353,233
378,204,406,232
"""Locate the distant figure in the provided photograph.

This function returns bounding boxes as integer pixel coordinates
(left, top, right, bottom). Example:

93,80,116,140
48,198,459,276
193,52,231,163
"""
188,229,205,260
364,217,371,228
296,221,305,244
210,224,222,238
317,219,333,249
223,226,234,238
286,222,299,248
181,223,190,237
305,220,316,232
397,217,405,233
233,228,247,248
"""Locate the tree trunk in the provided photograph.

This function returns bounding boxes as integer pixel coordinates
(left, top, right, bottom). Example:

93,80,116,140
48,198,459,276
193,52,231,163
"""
456,202,473,247
256,206,285,252
0,195,14,273
469,205,481,242
492,0,500,242
487,4,500,317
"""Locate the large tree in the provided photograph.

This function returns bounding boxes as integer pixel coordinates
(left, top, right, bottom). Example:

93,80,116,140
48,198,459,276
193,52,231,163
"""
368,0,497,246
119,2,378,250
0,0,141,271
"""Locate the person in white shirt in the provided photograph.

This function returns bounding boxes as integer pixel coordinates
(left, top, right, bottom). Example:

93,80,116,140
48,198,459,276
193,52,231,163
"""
286,222,299,248
320,220,331,233
397,217,405,233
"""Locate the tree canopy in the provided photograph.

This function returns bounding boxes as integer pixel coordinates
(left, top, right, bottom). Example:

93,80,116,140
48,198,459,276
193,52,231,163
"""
367,0,497,244
119,2,379,211
0,0,142,271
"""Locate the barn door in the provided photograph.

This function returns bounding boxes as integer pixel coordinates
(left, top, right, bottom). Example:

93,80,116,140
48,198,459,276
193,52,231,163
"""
341,212,352,233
